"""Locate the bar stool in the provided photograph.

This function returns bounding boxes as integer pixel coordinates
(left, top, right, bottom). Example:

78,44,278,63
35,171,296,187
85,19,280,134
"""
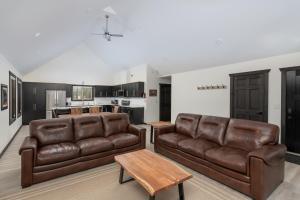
89,106,101,113
71,107,82,115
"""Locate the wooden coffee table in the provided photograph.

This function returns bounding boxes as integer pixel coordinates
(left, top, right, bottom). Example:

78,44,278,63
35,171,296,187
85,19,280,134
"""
114,149,192,200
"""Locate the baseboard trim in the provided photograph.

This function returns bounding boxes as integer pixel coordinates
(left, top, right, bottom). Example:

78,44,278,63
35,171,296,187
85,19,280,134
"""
286,152,300,165
0,125,22,158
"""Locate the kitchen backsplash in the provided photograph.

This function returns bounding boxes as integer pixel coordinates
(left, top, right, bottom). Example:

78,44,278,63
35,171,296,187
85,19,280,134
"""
67,97,146,107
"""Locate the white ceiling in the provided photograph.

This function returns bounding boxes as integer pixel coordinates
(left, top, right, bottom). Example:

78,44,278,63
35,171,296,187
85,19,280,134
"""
1,0,300,75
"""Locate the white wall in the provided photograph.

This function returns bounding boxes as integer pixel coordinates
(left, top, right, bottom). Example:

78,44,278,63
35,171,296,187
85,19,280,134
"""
23,44,115,85
145,66,160,122
172,51,300,130
113,64,160,122
0,54,22,154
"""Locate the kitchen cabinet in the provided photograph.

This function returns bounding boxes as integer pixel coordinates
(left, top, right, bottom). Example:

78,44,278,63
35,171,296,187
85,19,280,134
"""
120,107,144,124
123,82,144,98
95,86,112,97
22,82,69,125
111,85,121,97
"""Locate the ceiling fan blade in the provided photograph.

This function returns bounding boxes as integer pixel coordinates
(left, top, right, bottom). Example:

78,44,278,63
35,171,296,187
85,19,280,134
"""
109,34,124,37
92,33,105,35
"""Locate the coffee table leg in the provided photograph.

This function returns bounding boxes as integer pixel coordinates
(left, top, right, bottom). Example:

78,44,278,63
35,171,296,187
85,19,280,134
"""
178,183,184,200
149,195,155,200
119,166,134,184
150,125,154,144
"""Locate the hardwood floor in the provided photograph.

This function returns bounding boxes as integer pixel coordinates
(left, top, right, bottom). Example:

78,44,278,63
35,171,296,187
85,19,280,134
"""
0,125,300,199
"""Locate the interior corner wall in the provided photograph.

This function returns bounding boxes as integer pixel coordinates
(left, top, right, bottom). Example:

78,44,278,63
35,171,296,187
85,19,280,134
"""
171,51,300,131
0,54,22,154
23,44,115,85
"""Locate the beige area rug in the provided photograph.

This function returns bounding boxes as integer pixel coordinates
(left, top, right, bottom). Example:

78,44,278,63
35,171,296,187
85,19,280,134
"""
0,162,249,200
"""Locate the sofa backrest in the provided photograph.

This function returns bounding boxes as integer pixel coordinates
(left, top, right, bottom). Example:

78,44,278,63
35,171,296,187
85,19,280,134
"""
224,119,279,152
175,113,201,138
197,115,229,145
102,113,129,137
73,116,104,140
30,118,73,146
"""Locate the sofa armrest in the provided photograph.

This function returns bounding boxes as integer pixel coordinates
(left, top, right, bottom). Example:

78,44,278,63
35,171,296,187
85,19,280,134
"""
19,137,38,155
155,124,176,136
248,144,286,166
19,137,37,188
248,144,286,200
128,125,146,148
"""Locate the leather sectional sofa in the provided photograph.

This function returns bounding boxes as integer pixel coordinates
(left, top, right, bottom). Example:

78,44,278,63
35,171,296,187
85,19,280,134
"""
154,113,286,200
19,113,146,188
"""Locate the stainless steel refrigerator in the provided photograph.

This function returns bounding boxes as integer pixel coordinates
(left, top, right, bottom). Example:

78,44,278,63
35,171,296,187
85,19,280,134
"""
46,90,66,119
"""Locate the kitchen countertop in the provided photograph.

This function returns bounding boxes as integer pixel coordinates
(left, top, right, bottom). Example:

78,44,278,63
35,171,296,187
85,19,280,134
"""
53,104,144,109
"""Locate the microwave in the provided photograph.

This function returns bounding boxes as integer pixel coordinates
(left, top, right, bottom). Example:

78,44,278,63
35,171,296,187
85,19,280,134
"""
118,90,124,97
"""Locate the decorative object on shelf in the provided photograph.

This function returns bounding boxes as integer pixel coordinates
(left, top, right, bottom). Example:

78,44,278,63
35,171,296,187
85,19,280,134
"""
197,84,226,90
1,84,8,110
149,89,157,96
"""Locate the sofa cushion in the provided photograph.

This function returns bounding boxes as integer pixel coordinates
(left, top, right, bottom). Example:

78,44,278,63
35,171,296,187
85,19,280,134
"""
73,116,104,141
102,113,129,137
197,115,229,145
157,133,190,148
77,137,114,156
175,113,201,138
205,146,248,174
178,138,219,159
37,143,80,165
107,133,139,149
30,118,74,146
224,119,279,152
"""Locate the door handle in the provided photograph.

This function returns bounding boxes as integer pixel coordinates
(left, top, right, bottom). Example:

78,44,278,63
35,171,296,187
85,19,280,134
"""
256,112,263,115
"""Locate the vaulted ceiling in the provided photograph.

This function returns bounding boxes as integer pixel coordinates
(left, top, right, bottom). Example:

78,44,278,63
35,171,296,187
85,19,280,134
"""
1,0,300,75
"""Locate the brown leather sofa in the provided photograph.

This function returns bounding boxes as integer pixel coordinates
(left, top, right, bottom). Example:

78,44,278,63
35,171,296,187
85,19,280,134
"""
154,113,286,200
19,113,146,188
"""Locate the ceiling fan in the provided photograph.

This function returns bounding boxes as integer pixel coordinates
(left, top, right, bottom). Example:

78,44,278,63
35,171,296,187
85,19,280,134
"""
93,15,124,41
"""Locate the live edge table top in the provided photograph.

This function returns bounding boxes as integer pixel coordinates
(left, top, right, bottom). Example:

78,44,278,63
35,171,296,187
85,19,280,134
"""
114,149,192,196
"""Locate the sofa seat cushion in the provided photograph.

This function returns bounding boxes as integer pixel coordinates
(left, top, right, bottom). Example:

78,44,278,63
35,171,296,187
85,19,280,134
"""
158,133,190,148
107,133,139,149
37,143,80,165
178,138,219,159
205,146,248,174
77,137,114,156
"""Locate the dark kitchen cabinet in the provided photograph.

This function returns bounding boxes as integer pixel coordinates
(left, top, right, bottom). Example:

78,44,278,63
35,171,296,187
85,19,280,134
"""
120,107,144,124
95,86,112,97
22,82,70,125
112,85,121,97
102,105,113,112
123,82,144,98
23,82,46,124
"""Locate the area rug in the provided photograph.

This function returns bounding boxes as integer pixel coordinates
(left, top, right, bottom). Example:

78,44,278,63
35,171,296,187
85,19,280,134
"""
0,162,249,200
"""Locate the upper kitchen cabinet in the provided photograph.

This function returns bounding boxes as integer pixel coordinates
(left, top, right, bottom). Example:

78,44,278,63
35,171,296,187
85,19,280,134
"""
112,85,122,97
95,86,112,97
124,82,145,98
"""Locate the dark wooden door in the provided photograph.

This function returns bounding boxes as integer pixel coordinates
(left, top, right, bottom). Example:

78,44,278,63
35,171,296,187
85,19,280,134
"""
160,84,171,121
230,70,269,122
285,70,300,154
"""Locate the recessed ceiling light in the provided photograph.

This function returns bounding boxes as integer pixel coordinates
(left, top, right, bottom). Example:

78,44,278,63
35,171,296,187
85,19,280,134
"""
103,6,117,15
34,32,41,38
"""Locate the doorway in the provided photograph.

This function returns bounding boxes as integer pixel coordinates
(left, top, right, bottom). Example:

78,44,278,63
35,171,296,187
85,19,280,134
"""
230,69,270,122
281,67,300,162
160,84,171,121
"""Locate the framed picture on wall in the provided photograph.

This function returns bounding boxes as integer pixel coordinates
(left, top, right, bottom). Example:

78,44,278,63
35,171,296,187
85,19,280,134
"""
149,89,157,96
1,84,8,111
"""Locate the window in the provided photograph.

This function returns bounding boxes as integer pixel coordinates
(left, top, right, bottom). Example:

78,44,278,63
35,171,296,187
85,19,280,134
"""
72,85,94,101
9,72,16,124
